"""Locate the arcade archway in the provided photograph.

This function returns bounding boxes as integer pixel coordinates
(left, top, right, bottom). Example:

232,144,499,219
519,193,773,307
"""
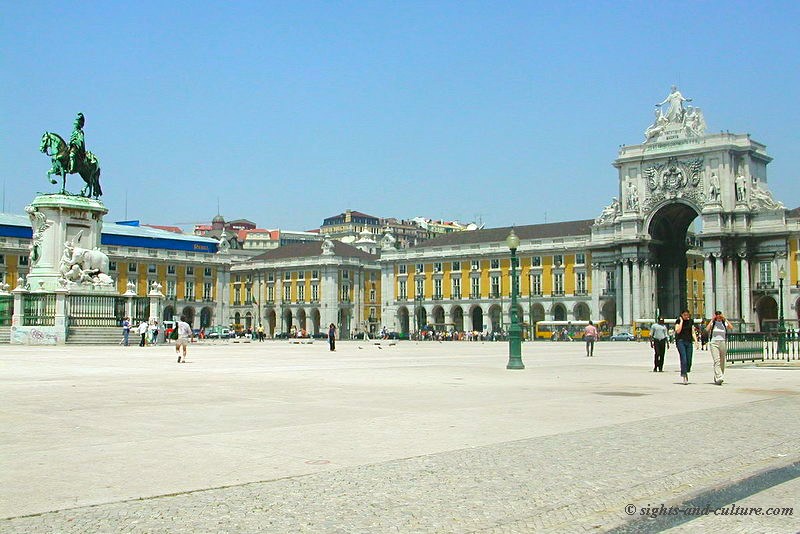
470,305,484,332
181,306,195,326
398,306,410,334
451,305,464,332
488,304,502,332
754,296,777,332
573,302,590,321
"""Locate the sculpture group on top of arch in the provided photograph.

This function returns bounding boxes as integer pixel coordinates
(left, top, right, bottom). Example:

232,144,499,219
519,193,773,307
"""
645,85,706,142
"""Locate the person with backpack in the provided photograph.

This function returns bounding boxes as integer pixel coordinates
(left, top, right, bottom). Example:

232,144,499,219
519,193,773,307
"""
705,311,732,385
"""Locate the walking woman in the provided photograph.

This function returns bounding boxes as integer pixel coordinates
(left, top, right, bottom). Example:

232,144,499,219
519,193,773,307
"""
674,310,696,384
705,311,732,385
328,323,336,352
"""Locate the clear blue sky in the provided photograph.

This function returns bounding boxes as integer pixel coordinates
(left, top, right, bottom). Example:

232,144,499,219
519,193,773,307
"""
2,1,799,230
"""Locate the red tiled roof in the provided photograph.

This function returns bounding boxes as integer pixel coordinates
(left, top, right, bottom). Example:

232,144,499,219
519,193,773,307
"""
237,228,274,241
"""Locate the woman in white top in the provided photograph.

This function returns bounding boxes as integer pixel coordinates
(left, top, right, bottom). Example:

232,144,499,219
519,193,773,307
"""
705,311,732,385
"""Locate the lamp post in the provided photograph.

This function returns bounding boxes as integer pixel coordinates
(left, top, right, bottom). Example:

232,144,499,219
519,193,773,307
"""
414,295,423,338
506,229,524,369
778,265,786,354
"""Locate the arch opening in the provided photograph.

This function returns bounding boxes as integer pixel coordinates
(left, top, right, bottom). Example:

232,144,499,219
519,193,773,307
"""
648,202,701,319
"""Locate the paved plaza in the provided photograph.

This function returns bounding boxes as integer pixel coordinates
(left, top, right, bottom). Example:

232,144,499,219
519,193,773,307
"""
1,339,799,533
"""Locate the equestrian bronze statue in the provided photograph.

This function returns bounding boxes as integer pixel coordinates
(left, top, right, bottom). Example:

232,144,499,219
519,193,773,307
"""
40,113,102,198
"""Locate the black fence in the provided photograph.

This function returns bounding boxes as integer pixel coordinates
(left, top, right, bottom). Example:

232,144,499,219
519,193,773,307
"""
0,295,12,326
22,294,56,326
67,295,127,327
132,297,150,324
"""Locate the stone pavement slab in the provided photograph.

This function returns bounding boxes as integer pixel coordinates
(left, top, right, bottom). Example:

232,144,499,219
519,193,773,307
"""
1,340,799,532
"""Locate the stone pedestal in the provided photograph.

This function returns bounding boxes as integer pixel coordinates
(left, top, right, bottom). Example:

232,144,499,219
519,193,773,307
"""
25,194,108,292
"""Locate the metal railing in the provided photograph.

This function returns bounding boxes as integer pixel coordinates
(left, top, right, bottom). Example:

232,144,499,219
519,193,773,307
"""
0,295,12,326
22,294,56,326
132,297,150,324
726,332,800,363
67,295,126,327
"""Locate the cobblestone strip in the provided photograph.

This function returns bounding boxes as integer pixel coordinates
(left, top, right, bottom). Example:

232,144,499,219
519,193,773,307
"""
4,397,800,533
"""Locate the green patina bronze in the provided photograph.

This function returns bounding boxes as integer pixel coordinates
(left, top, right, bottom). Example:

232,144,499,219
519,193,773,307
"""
39,113,102,198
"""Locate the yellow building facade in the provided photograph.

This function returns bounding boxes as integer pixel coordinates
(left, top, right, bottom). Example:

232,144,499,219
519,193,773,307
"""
229,239,380,338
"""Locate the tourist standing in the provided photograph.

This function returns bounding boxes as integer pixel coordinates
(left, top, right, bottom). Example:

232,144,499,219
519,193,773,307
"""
122,317,131,346
583,321,598,357
674,310,696,384
175,315,193,363
138,320,148,347
328,323,336,352
149,320,159,346
650,317,668,372
706,311,732,385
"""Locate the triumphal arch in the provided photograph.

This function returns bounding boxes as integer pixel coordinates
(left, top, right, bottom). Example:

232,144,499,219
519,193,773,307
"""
591,86,795,329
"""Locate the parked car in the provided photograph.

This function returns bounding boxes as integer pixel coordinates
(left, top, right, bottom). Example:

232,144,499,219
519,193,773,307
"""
610,332,636,341
206,326,233,339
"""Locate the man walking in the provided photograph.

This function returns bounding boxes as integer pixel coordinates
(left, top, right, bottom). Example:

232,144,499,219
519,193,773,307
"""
175,315,194,363
650,317,668,372
138,320,148,347
706,311,732,385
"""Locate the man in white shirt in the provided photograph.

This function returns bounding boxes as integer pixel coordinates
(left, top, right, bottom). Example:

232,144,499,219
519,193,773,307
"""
175,316,194,363
138,320,148,347
650,317,668,372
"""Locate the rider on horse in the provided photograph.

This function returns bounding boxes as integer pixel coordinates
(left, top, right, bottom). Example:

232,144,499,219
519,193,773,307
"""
68,113,86,174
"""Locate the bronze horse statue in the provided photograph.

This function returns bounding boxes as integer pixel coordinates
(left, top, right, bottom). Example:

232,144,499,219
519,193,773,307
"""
39,131,102,198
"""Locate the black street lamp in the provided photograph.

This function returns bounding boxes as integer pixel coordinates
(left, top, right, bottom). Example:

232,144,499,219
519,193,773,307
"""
778,265,786,354
506,229,524,369
414,295,424,337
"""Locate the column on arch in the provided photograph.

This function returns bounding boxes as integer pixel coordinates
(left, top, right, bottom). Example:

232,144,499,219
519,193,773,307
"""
714,253,725,315
590,263,601,321
615,261,624,325
704,254,715,319
621,260,631,325
739,253,751,328
724,255,735,320
640,260,652,320
631,259,641,322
